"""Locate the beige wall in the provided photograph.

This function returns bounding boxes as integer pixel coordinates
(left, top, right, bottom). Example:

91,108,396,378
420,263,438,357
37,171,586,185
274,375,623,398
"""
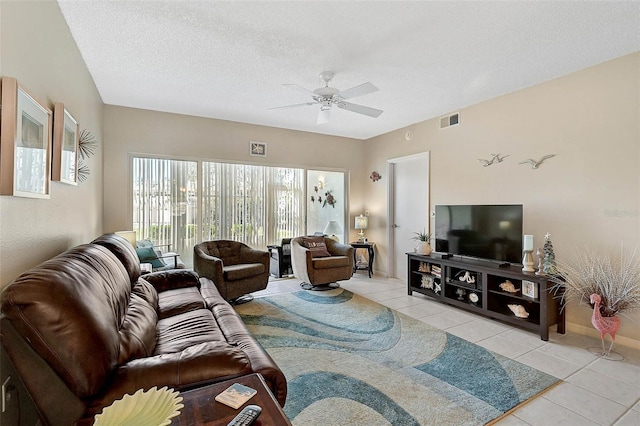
0,0,104,288
364,53,640,345
102,106,366,237
1,1,637,347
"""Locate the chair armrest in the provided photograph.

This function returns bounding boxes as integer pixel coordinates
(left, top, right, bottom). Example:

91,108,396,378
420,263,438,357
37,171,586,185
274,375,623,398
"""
142,269,200,293
327,240,354,257
156,252,179,268
193,248,226,294
239,247,269,265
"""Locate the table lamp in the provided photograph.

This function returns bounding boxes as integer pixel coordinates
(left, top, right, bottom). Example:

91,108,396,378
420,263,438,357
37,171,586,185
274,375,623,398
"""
355,215,368,242
323,221,342,242
115,230,137,247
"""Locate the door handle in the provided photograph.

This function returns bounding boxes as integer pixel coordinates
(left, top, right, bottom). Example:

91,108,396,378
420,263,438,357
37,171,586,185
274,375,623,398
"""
392,224,399,228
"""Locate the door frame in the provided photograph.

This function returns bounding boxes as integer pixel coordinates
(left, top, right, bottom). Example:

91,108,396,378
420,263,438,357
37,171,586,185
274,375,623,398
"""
386,152,430,278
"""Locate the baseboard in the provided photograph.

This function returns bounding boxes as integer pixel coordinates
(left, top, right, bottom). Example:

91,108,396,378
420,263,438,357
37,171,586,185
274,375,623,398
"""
565,322,640,351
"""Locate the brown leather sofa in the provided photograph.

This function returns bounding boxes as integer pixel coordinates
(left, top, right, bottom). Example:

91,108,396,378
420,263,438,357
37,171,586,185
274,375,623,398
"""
291,236,354,289
0,234,286,425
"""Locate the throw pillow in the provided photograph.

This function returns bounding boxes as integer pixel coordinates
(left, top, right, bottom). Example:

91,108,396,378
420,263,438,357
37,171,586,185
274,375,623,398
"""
300,236,331,258
135,246,166,269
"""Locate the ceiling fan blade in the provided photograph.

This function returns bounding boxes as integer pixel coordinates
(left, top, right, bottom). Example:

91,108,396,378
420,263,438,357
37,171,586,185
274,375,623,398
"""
338,82,379,100
268,101,317,110
337,101,383,118
283,83,316,96
317,108,331,125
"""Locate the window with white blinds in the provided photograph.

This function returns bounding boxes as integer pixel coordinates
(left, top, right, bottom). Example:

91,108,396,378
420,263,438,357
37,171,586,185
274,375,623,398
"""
132,157,306,266
202,162,305,247
132,157,198,264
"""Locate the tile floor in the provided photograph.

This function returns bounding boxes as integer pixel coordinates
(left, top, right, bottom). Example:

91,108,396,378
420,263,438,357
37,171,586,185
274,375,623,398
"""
253,274,640,426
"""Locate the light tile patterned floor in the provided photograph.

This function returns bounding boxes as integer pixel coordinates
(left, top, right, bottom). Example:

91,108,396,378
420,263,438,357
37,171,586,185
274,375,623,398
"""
253,274,640,426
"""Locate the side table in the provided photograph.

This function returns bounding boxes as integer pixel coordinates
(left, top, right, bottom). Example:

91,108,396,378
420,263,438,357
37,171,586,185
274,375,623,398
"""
351,242,375,278
171,373,291,425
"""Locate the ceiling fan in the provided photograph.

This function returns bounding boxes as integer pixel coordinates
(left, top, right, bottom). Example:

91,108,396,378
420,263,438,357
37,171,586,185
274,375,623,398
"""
269,71,383,124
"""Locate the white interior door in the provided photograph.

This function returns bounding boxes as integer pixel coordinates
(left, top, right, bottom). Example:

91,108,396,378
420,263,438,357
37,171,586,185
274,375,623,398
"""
388,152,430,280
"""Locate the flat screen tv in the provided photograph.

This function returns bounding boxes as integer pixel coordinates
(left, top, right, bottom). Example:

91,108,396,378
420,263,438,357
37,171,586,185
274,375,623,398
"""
434,204,523,264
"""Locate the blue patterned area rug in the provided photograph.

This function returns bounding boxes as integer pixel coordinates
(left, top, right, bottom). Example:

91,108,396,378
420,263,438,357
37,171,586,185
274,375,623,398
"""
235,289,559,425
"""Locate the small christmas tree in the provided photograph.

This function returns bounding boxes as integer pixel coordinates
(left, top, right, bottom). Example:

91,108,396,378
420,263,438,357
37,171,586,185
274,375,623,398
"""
542,233,558,274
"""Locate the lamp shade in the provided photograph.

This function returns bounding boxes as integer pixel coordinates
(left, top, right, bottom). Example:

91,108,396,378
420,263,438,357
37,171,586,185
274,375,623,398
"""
323,220,342,237
115,230,137,247
355,215,368,230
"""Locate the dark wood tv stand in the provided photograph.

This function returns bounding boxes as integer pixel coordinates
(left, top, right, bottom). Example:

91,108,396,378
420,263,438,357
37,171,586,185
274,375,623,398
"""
407,253,565,340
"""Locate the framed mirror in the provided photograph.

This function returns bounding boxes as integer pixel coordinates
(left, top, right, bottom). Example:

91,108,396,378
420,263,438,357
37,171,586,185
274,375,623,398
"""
52,103,79,185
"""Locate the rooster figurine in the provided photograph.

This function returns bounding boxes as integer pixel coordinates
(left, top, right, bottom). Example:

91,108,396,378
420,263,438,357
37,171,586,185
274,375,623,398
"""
590,293,621,356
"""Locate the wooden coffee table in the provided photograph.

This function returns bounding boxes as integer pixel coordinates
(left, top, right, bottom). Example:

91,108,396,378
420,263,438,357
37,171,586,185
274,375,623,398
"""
170,373,291,425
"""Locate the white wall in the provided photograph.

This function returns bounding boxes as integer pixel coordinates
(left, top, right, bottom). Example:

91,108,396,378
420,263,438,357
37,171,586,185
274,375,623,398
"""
0,0,104,288
363,53,640,345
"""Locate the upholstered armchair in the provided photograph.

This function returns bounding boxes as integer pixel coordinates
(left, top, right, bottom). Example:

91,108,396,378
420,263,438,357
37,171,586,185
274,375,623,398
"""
193,240,269,302
290,236,354,289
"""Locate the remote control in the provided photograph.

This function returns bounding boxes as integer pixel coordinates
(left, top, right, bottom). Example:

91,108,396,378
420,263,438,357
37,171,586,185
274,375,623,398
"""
227,404,262,426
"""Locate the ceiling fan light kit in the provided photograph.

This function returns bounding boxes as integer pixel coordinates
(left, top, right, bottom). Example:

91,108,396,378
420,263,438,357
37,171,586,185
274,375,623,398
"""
270,71,383,124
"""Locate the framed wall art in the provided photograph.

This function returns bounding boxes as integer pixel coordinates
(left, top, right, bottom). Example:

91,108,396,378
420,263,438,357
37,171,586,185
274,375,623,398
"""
522,280,539,299
52,103,79,185
249,141,267,157
0,77,52,198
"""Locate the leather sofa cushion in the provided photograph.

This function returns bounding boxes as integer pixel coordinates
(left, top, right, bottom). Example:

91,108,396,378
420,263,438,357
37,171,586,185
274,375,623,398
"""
312,255,351,269
143,269,200,293
0,244,130,398
158,286,206,319
92,234,142,284
223,263,265,281
118,279,159,364
154,309,226,355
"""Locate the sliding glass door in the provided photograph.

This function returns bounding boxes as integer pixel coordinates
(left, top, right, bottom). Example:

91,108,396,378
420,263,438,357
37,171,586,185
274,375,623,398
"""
201,162,305,247
133,157,308,266
132,157,198,265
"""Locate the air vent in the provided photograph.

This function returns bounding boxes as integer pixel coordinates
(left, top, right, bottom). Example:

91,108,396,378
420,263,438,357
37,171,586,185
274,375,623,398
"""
440,112,459,129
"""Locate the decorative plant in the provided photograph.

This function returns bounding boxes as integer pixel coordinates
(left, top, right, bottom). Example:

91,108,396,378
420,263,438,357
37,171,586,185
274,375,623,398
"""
553,245,640,318
411,230,431,244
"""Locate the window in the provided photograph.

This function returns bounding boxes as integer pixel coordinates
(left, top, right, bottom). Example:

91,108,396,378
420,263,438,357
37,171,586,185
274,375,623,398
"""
132,157,197,265
202,162,305,247
133,157,307,266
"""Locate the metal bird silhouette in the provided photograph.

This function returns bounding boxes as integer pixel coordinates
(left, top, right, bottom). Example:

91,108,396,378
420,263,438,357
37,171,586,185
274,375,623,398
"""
478,154,509,167
519,154,556,169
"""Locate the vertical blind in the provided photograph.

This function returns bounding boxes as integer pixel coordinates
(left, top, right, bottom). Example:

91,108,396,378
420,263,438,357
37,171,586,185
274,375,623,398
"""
202,162,305,247
133,157,306,265
132,157,198,264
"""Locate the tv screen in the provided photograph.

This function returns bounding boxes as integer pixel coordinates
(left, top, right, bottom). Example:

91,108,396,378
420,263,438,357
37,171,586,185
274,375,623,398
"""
434,204,523,264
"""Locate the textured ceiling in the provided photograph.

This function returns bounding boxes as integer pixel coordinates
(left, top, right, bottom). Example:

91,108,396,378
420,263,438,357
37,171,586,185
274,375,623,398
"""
57,1,640,140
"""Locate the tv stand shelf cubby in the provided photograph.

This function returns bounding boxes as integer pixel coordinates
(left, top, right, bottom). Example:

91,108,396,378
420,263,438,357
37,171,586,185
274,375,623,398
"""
407,253,565,340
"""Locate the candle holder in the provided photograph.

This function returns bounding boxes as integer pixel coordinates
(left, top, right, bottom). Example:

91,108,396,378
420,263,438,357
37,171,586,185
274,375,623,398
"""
522,234,535,272
522,250,535,272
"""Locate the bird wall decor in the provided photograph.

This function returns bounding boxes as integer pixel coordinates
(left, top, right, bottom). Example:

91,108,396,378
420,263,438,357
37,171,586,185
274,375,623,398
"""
478,154,509,167
519,154,556,169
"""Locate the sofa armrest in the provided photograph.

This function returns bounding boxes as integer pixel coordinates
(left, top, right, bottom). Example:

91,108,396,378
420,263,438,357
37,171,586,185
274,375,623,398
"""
142,269,200,293
85,342,253,418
